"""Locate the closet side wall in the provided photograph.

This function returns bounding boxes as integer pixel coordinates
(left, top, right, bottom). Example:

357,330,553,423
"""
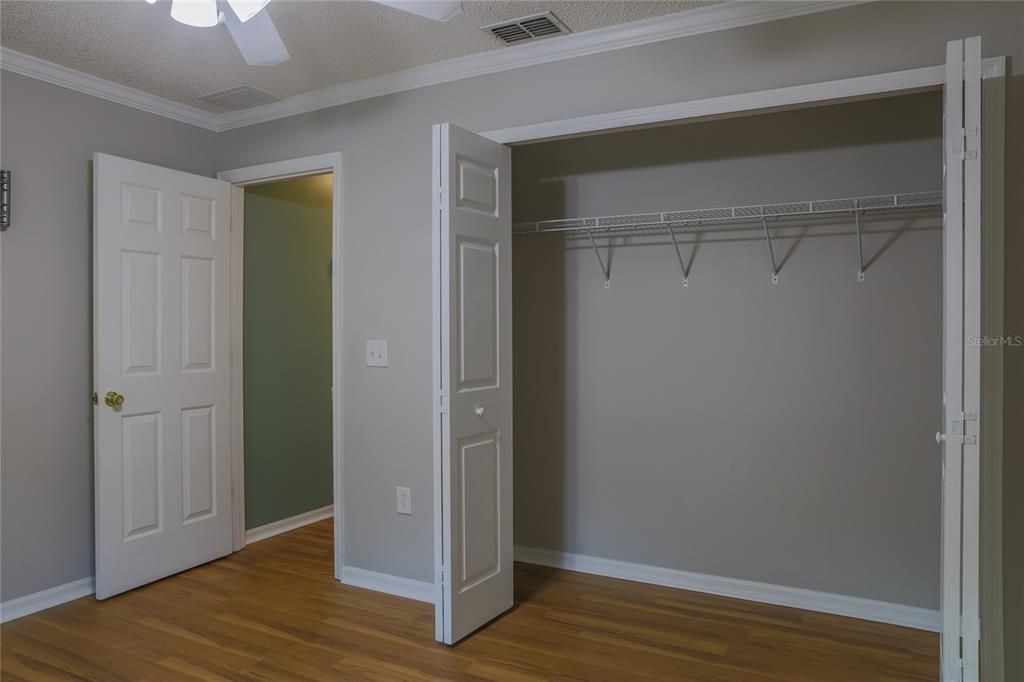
512,94,944,609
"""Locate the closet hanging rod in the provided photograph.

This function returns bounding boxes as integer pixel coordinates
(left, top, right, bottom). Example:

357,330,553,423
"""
512,190,942,237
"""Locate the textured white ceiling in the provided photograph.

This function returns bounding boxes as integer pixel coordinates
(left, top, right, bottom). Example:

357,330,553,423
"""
0,1,717,111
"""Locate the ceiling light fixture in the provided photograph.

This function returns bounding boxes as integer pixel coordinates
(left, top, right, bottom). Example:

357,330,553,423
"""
170,0,219,28
148,0,462,67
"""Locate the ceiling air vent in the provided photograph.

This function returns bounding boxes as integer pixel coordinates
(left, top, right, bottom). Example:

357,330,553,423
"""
197,85,281,111
484,11,571,45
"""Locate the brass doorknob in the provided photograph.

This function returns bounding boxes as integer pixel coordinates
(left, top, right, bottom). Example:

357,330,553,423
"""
104,391,125,408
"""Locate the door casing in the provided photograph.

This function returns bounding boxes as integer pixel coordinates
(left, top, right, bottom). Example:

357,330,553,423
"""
217,153,345,578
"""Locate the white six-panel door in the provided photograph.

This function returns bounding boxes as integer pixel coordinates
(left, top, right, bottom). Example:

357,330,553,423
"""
941,37,982,682
93,153,232,599
433,124,513,644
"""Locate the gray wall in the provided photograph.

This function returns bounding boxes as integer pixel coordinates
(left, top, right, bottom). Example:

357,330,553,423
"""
0,2,1021,672
0,72,219,601
511,93,944,608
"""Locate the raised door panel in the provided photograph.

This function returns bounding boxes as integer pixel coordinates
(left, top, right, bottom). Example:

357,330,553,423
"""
457,433,500,591
455,156,498,216
181,195,215,238
182,406,215,523
122,251,161,375
457,238,499,391
122,412,162,540
122,184,161,232
181,257,215,371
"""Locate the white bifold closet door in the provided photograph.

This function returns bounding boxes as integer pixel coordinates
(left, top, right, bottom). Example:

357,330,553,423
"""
432,123,514,644
93,153,233,600
940,37,982,682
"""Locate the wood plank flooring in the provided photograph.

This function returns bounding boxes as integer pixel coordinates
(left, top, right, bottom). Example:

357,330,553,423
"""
1,519,938,681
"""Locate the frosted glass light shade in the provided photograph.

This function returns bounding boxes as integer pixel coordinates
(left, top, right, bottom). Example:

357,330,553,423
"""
170,0,219,27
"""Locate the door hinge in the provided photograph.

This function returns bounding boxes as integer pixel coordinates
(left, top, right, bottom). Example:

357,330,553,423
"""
437,568,450,591
91,392,98,405
435,390,448,414
960,126,979,161
950,410,979,445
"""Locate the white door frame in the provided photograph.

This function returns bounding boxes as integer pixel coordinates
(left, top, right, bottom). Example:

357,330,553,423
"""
443,55,1006,668
481,58,1004,145
217,152,345,580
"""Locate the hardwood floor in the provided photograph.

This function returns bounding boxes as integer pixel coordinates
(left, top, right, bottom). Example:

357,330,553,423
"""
1,519,938,681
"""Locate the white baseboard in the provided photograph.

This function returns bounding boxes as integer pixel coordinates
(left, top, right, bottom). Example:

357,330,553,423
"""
245,505,334,545
340,566,434,603
515,546,940,632
0,577,95,624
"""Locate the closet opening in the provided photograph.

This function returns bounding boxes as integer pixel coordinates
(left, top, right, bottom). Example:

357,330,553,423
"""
509,91,944,638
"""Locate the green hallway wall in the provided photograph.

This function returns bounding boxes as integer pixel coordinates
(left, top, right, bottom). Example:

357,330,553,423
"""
243,174,333,530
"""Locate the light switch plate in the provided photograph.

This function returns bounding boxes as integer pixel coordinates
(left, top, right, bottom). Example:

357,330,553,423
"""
397,486,412,515
366,339,388,367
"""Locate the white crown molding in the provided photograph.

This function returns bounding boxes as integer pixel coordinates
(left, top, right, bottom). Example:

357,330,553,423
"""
245,504,334,545
1,1,866,133
0,577,95,624
516,545,941,632
340,566,434,603
0,48,221,131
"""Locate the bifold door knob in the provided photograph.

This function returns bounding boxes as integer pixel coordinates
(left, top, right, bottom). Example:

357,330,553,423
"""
474,406,485,417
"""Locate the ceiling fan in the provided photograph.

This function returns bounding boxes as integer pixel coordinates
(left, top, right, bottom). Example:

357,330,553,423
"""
149,0,463,67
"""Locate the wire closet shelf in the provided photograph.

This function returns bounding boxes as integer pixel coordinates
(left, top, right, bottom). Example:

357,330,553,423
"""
512,190,942,287
512,191,942,237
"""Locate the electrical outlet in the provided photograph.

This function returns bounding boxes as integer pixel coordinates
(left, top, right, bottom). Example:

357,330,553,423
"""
396,486,412,515
366,339,388,367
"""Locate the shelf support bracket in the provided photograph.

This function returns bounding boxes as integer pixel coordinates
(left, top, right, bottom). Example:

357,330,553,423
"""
854,205,865,282
761,215,779,284
668,225,692,287
587,230,611,288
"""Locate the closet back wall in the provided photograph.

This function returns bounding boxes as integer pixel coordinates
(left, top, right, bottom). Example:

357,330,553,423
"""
512,93,943,609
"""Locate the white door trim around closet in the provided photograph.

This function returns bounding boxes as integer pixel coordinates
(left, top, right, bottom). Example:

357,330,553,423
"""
482,57,1006,144
216,153,345,580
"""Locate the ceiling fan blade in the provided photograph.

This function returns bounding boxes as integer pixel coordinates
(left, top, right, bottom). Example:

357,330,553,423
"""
373,0,462,22
223,7,289,66
226,0,271,23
